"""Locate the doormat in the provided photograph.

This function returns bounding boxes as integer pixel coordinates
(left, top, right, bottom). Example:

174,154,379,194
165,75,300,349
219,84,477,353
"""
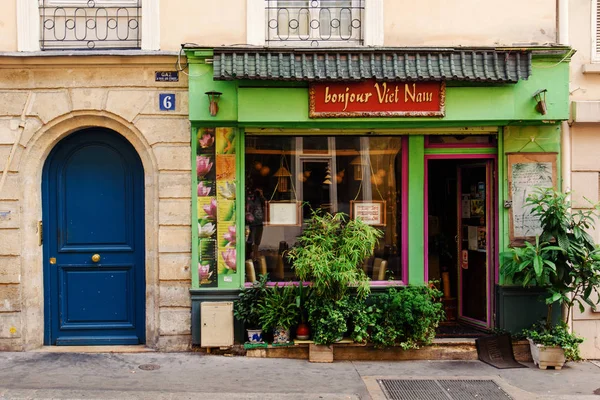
377,379,513,400
475,334,526,369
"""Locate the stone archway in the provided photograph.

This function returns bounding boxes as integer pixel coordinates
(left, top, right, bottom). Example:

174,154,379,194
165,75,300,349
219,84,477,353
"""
18,111,160,350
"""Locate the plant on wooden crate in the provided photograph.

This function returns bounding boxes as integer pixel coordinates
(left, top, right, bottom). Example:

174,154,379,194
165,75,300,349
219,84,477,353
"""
288,210,382,345
502,188,600,367
370,285,444,349
233,273,269,343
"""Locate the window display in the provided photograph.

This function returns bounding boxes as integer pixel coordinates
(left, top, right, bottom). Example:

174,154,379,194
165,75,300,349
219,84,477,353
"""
245,135,405,283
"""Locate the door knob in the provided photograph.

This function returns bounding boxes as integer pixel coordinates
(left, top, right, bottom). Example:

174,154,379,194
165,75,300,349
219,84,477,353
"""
91,254,101,263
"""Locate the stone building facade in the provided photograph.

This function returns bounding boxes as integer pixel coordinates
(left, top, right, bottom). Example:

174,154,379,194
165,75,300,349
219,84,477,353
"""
0,55,192,350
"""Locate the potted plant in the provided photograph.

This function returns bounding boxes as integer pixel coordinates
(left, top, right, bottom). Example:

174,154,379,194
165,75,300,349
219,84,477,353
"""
501,188,600,369
258,284,299,344
234,273,269,343
296,283,311,340
287,210,382,346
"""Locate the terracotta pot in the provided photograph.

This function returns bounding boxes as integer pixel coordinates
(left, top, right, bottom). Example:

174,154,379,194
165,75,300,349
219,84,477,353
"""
296,323,310,340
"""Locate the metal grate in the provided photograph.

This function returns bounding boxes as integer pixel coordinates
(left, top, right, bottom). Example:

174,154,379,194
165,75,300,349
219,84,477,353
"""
266,0,364,47
39,0,142,50
377,379,513,400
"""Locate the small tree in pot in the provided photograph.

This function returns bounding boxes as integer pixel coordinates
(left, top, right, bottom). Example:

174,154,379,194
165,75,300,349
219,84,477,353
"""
287,210,382,345
502,188,600,368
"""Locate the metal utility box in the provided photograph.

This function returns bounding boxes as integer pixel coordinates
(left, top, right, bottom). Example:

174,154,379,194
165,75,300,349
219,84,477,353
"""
200,301,234,347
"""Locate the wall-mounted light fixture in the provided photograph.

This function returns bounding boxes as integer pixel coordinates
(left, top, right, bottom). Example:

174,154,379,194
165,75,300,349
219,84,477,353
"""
533,89,547,115
205,91,222,117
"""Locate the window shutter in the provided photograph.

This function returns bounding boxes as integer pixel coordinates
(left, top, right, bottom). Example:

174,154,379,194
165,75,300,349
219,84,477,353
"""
597,0,600,55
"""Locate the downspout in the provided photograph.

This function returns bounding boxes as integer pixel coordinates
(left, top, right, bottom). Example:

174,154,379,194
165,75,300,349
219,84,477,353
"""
0,93,33,195
558,0,572,328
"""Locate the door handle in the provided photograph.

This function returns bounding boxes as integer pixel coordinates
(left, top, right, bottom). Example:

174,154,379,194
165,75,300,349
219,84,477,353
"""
91,254,101,263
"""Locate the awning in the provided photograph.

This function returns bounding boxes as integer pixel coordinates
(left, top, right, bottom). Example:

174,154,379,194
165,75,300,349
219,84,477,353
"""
212,47,532,83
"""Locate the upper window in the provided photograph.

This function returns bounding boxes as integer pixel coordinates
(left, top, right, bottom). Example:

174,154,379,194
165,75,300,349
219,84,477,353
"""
247,0,382,47
39,0,141,50
266,0,363,46
594,0,600,62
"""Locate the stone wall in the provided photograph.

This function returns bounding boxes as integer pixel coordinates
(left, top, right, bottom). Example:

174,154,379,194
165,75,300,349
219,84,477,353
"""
570,124,600,359
0,55,192,351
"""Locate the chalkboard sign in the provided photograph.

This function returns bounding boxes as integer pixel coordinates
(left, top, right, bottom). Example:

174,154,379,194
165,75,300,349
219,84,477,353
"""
507,153,557,245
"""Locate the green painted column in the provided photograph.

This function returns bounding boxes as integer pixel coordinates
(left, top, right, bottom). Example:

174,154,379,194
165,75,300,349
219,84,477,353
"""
407,135,425,285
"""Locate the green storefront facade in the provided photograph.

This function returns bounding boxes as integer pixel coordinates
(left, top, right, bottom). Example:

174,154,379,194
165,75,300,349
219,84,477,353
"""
186,46,571,345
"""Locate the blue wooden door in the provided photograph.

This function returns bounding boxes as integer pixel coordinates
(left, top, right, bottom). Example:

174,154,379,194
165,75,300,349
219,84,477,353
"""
43,129,145,345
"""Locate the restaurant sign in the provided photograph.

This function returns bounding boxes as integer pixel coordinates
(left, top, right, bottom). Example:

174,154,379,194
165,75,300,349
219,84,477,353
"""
309,80,445,118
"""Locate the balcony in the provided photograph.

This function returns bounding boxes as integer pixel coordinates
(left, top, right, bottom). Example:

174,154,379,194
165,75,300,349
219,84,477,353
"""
39,0,141,50
266,0,364,47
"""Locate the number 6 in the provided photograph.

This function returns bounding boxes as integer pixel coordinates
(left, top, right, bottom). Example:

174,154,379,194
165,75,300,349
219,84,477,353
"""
163,96,173,109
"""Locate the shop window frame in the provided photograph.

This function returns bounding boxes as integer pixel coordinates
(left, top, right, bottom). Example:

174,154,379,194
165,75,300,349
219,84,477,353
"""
243,134,409,288
425,135,498,149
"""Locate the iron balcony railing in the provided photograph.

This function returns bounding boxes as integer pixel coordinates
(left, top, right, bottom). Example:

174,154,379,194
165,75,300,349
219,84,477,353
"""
39,0,141,50
266,0,364,47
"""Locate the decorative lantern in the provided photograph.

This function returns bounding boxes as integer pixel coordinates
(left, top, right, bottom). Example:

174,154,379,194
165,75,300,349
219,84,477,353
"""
350,156,367,181
205,91,222,117
274,166,292,192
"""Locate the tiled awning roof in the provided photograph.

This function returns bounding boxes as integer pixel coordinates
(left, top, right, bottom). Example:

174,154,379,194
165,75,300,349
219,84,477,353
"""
212,48,532,83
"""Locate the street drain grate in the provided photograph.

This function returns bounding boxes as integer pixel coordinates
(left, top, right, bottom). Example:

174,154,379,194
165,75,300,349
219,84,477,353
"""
138,363,160,371
377,379,513,400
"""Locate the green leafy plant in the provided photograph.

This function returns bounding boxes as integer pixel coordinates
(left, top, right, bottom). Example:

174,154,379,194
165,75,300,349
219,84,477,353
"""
346,296,377,344
258,284,300,331
306,296,349,345
233,273,269,329
370,285,445,349
287,210,382,345
524,322,583,361
501,188,600,353
288,210,383,301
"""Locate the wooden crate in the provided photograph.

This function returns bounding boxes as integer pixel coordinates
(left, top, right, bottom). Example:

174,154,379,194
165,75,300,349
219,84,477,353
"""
309,344,334,363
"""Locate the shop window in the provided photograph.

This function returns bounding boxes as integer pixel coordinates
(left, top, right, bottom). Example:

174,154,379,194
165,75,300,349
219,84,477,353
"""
245,135,405,283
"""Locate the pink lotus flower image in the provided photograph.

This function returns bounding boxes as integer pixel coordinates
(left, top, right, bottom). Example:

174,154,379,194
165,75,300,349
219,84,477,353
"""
199,263,212,281
196,155,213,178
203,198,217,220
223,225,236,246
199,133,214,149
197,181,211,196
221,248,237,271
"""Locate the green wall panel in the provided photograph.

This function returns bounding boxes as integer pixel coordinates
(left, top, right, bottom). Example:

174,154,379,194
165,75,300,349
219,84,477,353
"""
407,136,425,285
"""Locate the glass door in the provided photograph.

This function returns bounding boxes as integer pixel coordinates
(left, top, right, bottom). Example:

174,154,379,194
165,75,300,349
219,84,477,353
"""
457,161,494,328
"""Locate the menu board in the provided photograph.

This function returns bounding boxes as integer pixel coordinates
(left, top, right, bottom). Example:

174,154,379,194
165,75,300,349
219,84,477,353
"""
507,153,557,244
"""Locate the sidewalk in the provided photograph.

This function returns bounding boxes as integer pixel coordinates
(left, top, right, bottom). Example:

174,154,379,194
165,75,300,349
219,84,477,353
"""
0,351,598,399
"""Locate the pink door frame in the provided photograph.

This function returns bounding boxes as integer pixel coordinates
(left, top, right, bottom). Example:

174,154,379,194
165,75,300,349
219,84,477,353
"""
424,154,498,329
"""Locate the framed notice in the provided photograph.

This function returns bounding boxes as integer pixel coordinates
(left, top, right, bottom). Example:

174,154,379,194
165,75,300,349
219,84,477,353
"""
507,153,557,245
265,201,302,226
350,201,386,226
